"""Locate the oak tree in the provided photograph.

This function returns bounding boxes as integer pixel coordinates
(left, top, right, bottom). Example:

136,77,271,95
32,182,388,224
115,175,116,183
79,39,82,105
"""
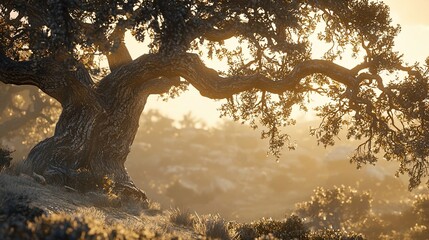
1,0,428,200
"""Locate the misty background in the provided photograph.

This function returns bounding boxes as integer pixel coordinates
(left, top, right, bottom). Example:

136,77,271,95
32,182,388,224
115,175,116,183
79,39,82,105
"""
123,110,428,222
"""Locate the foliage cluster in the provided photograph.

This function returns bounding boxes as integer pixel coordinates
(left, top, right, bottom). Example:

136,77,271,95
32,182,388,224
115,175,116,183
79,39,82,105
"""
232,215,365,240
233,216,310,240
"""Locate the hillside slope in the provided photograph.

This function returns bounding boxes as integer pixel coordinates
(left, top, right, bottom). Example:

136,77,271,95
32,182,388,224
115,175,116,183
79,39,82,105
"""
0,173,201,239
0,173,368,240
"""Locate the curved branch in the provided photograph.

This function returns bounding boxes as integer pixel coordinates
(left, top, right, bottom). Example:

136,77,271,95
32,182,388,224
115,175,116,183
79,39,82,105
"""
98,53,359,105
175,54,359,99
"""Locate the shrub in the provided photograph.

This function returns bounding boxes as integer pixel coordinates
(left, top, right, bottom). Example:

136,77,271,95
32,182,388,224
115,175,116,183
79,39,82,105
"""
0,205,169,239
145,200,163,216
295,186,372,231
233,215,309,240
0,194,44,222
0,194,45,239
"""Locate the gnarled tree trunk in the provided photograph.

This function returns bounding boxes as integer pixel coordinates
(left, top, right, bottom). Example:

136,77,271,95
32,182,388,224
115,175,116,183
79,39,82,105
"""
22,91,150,198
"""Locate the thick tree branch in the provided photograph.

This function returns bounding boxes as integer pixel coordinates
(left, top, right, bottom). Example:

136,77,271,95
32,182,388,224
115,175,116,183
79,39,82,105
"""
99,53,360,102
140,77,182,95
0,53,60,90
174,54,359,99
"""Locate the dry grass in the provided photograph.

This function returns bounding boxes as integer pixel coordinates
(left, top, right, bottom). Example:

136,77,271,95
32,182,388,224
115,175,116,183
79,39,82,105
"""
193,213,231,240
168,208,232,239
168,208,195,228
75,207,106,223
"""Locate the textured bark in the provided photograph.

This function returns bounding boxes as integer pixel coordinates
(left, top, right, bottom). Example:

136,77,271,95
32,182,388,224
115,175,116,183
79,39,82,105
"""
21,91,149,198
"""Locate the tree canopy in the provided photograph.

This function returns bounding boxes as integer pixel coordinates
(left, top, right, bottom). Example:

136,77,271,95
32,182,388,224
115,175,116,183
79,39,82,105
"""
1,0,428,191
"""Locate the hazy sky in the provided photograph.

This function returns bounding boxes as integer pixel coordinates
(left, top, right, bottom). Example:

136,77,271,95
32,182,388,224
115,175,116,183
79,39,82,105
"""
133,1,429,126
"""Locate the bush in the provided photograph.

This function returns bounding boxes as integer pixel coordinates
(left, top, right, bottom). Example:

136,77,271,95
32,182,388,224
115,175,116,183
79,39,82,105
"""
295,186,372,231
232,215,366,240
0,204,170,239
169,208,231,239
0,194,45,239
233,215,309,240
